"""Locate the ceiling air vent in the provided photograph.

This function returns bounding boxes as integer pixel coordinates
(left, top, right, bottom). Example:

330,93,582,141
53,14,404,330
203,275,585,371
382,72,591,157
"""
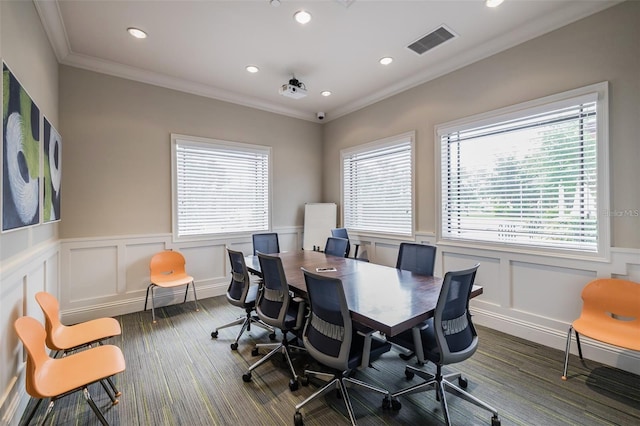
407,26,456,55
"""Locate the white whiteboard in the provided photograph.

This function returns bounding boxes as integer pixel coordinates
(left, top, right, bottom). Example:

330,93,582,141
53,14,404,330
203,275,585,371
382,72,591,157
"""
303,203,337,251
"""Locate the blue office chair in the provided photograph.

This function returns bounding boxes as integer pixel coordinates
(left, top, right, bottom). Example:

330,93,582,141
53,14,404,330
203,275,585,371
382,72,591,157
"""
395,242,437,276
211,248,274,350
324,236,349,257
294,269,397,426
331,228,360,258
242,253,306,391
390,264,501,426
388,242,438,362
252,232,280,255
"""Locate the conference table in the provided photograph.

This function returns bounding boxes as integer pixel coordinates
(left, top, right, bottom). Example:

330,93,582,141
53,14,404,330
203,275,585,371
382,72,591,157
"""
244,250,483,338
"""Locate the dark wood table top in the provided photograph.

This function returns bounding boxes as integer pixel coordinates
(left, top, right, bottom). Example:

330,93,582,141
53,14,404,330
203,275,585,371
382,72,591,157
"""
245,250,483,337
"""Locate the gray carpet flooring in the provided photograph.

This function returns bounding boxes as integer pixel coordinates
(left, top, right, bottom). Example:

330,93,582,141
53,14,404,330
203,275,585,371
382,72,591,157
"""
20,295,640,425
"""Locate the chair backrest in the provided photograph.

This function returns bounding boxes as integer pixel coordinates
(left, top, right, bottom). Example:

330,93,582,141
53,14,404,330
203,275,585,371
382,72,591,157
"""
14,316,51,398
226,248,251,306
396,243,437,276
324,237,349,258
302,268,353,371
34,292,65,351
433,264,480,365
581,278,640,323
252,233,280,255
331,228,351,257
150,250,187,277
256,252,291,327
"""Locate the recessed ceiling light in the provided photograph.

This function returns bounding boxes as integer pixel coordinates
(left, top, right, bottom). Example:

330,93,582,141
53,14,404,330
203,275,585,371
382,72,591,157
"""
270,0,281,7
485,0,504,8
379,57,393,65
321,91,332,97
127,27,147,39
246,65,259,73
294,10,312,24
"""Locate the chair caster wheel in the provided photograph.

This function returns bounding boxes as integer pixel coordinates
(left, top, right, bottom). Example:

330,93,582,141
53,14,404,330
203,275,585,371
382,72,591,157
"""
269,332,277,341
211,331,218,338
294,412,304,426
392,399,401,411
458,377,468,388
289,379,299,391
491,415,501,426
251,347,260,356
300,375,310,386
230,342,238,351
242,372,252,382
404,368,415,380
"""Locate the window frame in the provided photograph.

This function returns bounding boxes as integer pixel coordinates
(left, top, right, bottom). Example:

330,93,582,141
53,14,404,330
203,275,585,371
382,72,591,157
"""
340,131,416,238
435,82,610,260
171,133,272,242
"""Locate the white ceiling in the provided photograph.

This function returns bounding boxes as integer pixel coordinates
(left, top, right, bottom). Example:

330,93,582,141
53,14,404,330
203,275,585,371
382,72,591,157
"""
35,0,619,122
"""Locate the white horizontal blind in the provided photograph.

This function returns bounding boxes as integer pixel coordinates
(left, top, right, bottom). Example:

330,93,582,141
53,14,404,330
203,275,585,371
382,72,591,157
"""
343,135,413,235
440,94,599,252
174,138,269,237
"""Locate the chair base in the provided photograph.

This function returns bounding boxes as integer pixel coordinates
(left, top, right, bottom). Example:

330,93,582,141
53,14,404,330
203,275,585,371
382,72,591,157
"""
294,368,394,426
144,281,198,323
562,326,583,380
211,313,274,350
392,364,500,426
242,333,305,391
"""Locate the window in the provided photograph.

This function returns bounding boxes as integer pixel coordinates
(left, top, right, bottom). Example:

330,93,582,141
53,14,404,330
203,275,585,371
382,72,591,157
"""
171,134,270,239
342,132,414,236
437,82,609,257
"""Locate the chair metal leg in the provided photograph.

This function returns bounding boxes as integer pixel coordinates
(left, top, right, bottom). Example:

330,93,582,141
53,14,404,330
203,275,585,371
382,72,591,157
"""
106,376,122,397
144,284,153,311
562,326,573,380
83,387,109,425
99,379,118,405
150,285,157,323
19,397,43,426
183,283,190,303
190,281,199,311
575,330,583,359
338,378,358,426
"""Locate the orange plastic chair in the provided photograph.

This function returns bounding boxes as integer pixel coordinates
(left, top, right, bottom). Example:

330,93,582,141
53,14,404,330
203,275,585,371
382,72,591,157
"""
562,278,640,380
14,316,126,425
35,291,122,356
144,250,198,323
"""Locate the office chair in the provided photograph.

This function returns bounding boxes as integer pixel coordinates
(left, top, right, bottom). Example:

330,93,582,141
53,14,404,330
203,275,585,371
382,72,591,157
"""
562,278,640,380
252,232,280,255
242,252,307,391
294,269,397,426
324,236,349,257
388,242,438,362
395,242,437,276
144,250,198,323
331,228,360,258
390,264,501,426
211,248,275,350
14,316,126,426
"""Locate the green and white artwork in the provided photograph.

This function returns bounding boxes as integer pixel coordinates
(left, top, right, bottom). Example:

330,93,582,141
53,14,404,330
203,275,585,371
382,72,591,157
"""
43,117,61,222
2,62,41,231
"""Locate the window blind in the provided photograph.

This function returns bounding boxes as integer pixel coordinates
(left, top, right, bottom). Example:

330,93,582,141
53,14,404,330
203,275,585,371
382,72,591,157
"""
174,139,269,237
342,136,413,235
440,95,599,252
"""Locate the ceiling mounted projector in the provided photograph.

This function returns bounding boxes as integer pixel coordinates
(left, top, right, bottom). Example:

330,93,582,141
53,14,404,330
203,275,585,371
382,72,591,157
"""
279,77,307,99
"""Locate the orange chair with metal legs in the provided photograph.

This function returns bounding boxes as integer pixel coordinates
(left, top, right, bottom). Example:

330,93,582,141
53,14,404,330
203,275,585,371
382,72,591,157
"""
562,278,640,380
144,250,199,323
14,316,126,426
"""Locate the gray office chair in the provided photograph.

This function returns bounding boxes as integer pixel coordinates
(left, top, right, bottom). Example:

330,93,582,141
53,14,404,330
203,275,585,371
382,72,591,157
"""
242,252,306,391
211,248,274,350
252,232,280,255
324,236,349,257
388,242,438,362
390,264,501,426
294,269,397,426
331,228,360,258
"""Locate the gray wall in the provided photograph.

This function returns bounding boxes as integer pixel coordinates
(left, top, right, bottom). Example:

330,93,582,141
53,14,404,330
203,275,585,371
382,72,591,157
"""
59,66,324,238
323,1,640,250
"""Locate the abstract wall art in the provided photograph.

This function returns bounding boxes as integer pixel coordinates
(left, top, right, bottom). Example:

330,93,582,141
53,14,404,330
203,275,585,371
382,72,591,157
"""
2,62,41,231
43,117,61,223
